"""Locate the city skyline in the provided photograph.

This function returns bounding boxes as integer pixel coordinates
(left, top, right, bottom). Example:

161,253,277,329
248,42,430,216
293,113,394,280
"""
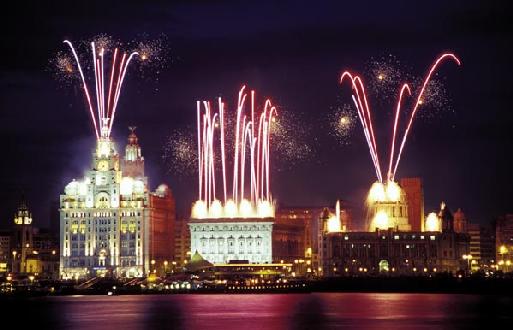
1,0,512,229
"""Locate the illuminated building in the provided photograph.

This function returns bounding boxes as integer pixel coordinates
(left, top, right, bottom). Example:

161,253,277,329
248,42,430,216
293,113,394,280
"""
0,231,10,273
400,177,424,231
30,229,60,279
11,197,34,273
320,203,470,276
273,207,318,263
466,223,496,271
174,217,191,266
496,214,513,272
367,181,410,231
59,128,176,279
453,208,468,233
189,217,273,264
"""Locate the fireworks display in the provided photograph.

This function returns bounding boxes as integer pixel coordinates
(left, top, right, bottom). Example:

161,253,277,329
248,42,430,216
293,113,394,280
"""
191,86,277,219
132,36,168,81
270,110,314,168
164,106,313,177
52,35,166,138
162,128,198,176
329,103,358,144
366,54,407,102
340,53,461,183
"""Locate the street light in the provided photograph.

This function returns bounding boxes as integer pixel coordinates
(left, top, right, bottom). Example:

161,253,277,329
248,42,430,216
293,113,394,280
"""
164,260,168,274
499,245,508,272
11,251,17,273
462,254,473,274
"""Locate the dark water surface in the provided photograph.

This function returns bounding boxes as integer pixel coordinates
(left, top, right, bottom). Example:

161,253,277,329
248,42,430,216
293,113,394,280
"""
4,293,513,329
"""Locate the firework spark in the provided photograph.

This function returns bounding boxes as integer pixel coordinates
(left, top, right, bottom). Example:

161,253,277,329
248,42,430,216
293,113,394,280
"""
163,128,198,176
271,110,314,167
329,103,358,144
340,53,461,183
132,36,168,80
190,86,277,219
49,52,77,85
53,35,166,138
366,54,408,102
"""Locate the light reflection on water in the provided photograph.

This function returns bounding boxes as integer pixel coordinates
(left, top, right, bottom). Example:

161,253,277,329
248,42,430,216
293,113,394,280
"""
2,293,512,329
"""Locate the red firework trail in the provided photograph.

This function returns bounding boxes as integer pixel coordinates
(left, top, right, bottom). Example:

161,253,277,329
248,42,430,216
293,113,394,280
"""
341,72,383,182
63,40,138,139
388,83,411,182
391,53,461,179
340,53,461,183
196,86,276,208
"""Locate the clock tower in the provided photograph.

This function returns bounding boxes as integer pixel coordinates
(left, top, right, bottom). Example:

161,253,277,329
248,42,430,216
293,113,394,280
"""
122,127,144,178
59,127,176,279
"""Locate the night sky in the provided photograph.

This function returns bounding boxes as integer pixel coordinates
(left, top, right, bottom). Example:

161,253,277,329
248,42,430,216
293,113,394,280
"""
1,0,512,230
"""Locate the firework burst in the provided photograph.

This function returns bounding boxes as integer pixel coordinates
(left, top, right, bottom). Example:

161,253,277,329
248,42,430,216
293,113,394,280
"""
413,76,453,119
163,128,198,177
340,53,461,183
329,103,358,144
132,35,168,81
51,34,167,138
366,54,409,102
270,110,314,168
48,52,77,85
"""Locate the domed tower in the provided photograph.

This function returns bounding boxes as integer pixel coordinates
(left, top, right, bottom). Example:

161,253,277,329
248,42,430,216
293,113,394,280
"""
12,196,34,273
367,181,410,231
122,126,145,178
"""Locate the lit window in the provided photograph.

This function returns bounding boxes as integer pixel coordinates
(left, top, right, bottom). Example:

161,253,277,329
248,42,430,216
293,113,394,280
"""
430,236,436,241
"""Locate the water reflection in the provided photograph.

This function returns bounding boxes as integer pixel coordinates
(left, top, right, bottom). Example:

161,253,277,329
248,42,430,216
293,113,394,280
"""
1,293,512,330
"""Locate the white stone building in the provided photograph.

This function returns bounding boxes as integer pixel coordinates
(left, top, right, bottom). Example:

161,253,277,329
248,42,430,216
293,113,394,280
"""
59,129,174,279
189,218,273,264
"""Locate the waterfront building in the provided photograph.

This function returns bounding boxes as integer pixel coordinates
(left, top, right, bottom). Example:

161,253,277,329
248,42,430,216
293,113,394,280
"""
189,217,273,264
174,216,191,266
496,214,513,272
59,128,176,279
11,198,34,273
400,177,424,231
0,231,10,273
320,203,470,276
273,207,325,263
453,208,468,233
465,223,495,271
367,182,411,232
30,229,60,279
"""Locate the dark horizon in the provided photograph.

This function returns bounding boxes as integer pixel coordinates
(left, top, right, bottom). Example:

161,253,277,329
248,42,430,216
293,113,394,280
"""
1,0,512,230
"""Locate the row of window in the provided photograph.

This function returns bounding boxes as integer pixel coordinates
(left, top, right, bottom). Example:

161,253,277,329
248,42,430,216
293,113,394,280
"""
192,225,271,232
64,211,142,219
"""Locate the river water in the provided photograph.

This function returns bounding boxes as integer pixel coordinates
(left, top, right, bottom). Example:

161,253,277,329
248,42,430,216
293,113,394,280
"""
4,293,512,329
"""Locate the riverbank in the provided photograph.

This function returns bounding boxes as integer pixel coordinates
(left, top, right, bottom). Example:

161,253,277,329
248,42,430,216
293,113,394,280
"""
2,276,513,297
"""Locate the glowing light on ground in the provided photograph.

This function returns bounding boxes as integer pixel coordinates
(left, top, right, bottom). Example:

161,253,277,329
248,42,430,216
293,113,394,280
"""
367,181,403,203
327,201,343,233
425,212,441,232
368,182,387,203
385,181,401,202
373,210,390,230
327,216,342,232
